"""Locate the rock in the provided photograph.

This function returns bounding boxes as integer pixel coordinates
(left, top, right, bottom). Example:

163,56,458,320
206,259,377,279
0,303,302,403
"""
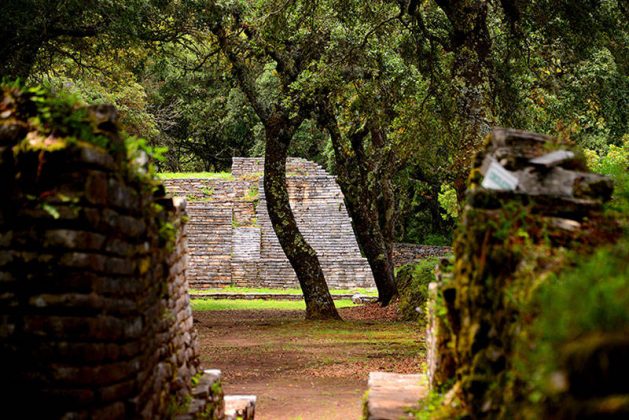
352,293,378,304
365,372,427,420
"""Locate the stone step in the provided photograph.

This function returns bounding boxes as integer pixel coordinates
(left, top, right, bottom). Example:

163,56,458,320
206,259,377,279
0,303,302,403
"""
175,369,225,420
365,372,427,420
190,292,377,301
224,395,256,420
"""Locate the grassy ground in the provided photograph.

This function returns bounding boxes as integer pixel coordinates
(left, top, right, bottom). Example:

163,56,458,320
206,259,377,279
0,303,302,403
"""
189,286,377,296
191,298,357,311
157,172,234,180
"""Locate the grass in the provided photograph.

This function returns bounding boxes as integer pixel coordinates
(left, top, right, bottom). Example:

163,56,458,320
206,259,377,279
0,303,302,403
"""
157,172,234,180
189,286,377,296
191,298,357,311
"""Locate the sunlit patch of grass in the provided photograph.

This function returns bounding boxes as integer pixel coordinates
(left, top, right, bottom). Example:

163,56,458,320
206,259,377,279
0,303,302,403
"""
189,286,377,296
191,298,356,311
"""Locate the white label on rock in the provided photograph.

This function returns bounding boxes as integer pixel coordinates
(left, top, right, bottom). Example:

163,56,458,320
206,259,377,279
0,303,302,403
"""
481,160,519,191
530,150,575,166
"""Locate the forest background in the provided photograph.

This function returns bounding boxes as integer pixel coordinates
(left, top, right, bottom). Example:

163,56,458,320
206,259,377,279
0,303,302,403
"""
2,0,626,246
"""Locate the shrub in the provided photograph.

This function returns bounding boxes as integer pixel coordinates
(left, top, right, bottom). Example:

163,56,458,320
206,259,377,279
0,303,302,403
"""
396,258,440,321
512,237,629,417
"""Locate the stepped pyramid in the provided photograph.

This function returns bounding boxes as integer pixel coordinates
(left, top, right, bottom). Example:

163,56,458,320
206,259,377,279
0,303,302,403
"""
162,157,375,289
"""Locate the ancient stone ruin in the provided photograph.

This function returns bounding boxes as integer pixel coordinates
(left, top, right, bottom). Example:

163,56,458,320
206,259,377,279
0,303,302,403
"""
364,128,622,419
162,158,376,289
424,128,619,418
0,89,253,419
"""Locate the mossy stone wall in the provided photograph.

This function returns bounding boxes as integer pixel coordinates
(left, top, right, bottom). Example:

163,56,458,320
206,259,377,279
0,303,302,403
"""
0,87,203,418
426,128,618,417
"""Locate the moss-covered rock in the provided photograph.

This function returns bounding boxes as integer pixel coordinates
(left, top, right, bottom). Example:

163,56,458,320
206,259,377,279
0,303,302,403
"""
426,128,621,418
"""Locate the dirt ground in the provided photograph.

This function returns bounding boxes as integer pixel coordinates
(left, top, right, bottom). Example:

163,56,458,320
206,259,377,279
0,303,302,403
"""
194,305,424,420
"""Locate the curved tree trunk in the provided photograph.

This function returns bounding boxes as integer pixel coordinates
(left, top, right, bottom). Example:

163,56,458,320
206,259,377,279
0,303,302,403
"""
349,203,397,305
264,121,340,320
212,24,339,321
317,105,398,306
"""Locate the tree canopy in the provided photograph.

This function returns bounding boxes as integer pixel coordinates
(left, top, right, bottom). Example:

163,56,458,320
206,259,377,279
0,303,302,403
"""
1,0,627,315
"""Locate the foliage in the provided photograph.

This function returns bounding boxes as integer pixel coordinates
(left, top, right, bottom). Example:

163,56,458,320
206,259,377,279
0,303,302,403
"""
535,240,629,349
586,135,629,217
513,237,629,416
0,0,190,79
437,184,459,221
6,0,626,246
395,258,439,322
5,84,111,150
33,44,159,140
141,41,260,171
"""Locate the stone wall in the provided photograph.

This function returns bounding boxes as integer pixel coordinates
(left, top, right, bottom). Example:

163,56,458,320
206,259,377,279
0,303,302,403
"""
0,89,208,418
162,158,375,289
424,128,617,417
392,243,451,267
231,156,329,178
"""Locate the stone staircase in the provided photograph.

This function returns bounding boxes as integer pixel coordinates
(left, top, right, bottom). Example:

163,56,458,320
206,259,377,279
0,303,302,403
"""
175,369,256,420
162,157,375,290
363,372,427,420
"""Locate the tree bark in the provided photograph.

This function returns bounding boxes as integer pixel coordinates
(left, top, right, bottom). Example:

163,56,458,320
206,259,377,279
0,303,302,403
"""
264,118,340,320
211,22,340,320
317,103,398,306
434,0,493,200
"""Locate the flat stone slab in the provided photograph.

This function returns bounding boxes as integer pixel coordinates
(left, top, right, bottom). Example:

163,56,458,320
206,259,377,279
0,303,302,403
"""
366,372,427,420
224,395,256,420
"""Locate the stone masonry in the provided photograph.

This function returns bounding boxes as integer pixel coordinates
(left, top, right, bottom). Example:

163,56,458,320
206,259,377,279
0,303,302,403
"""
424,128,617,417
162,157,375,289
0,89,223,418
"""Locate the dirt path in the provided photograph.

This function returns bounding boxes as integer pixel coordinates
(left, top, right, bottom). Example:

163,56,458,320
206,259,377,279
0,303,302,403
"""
194,306,423,420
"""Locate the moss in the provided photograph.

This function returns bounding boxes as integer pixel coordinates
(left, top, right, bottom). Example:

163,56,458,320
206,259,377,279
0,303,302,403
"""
244,184,259,201
508,238,629,416
166,393,192,418
361,390,369,420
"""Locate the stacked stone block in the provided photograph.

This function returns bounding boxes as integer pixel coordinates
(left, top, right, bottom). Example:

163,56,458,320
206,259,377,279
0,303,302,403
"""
392,243,452,267
186,202,233,287
231,156,329,178
162,158,375,289
0,92,212,418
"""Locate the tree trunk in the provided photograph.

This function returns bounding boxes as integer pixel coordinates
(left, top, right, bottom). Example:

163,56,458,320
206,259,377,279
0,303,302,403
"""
264,120,340,320
435,0,493,201
211,24,339,320
348,201,398,305
317,105,398,305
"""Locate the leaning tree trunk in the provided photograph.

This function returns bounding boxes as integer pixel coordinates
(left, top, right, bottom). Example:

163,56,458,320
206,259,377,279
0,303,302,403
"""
317,107,398,305
264,122,340,320
348,199,398,305
211,21,339,320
